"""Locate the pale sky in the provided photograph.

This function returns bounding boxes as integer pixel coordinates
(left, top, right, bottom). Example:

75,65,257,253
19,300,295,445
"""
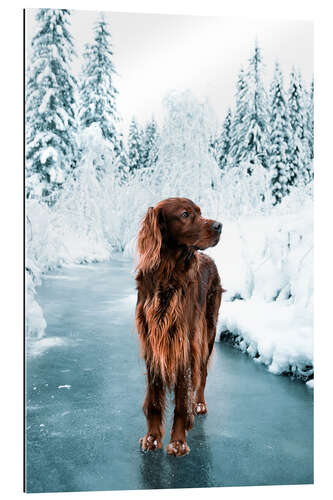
25,9,313,134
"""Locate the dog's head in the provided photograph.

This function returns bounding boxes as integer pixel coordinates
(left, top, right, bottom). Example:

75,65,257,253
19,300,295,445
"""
137,197,222,272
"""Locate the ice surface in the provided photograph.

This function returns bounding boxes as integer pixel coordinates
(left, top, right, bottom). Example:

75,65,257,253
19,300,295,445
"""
26,258,313,491
27,336,67,358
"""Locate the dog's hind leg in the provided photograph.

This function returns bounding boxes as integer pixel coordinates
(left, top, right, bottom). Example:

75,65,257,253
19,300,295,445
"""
195,359,211,415
195,281,222,415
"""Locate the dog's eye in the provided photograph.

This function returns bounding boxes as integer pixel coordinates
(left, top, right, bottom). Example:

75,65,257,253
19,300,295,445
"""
181,211,190,218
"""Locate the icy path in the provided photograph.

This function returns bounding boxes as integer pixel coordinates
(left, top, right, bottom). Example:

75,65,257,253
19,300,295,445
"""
25,259,313,493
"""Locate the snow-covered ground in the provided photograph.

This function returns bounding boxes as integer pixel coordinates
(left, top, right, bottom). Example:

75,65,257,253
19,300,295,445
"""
218,300,312,379
207,197,313,381
208,199,313,382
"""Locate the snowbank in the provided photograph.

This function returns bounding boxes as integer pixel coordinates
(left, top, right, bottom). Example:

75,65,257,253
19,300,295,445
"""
218,300,313,380
207,195,313,381
208,205,313,305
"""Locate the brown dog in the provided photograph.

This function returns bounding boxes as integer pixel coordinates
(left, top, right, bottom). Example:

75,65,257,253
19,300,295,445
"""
135,198,223,456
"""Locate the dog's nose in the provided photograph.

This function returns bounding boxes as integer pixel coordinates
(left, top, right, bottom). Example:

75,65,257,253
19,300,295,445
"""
211,221,222,233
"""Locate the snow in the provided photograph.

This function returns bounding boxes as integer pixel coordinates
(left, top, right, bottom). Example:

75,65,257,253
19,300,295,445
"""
208,201,313,305
25,256,46,340
219,300,313,379
207,196,313,380
25,284,47,339
38,88,55,114
36,64,54,85
49,166,64,183
40,146,58,165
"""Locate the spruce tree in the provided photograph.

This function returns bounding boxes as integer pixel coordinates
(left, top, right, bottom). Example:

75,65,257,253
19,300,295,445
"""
116,133,129,181
79,14,119,154
298,71,313,183
142,117,159,171
127,117,144,173
211,108,233,172
242,41,270,174
288,69,312,186
230,67,249,166
269,63,294,204
26,8,77,200
306,77,314,163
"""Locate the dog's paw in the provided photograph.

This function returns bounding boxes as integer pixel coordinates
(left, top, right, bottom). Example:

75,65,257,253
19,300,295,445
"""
139,434,162,452
166,440,190,457
195,402,208,415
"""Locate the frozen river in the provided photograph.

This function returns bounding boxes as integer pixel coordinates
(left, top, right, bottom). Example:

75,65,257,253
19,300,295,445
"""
25,259,313,492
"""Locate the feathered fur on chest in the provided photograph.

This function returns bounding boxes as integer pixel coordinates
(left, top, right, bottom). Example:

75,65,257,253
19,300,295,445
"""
136,277,201,387
142,284,191,385
135,252,207,388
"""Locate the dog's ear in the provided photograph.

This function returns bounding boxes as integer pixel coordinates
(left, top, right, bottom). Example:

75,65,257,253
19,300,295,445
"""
136,206,163,273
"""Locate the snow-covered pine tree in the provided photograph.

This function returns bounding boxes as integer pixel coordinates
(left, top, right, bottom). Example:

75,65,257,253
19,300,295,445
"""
210,108,233,172
116,133,129,182
142,117,159,171
208,134,217,160
26,8,77,201
127,117,144,173
79,14,120,155
306,77,314,163
269,62,294,204
242,41,270,174
229,67,249,166
298,71,313,184
288,68,312,186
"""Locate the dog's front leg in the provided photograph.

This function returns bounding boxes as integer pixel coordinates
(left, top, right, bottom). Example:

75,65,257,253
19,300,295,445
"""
166,371,193,457
140,372,165,451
